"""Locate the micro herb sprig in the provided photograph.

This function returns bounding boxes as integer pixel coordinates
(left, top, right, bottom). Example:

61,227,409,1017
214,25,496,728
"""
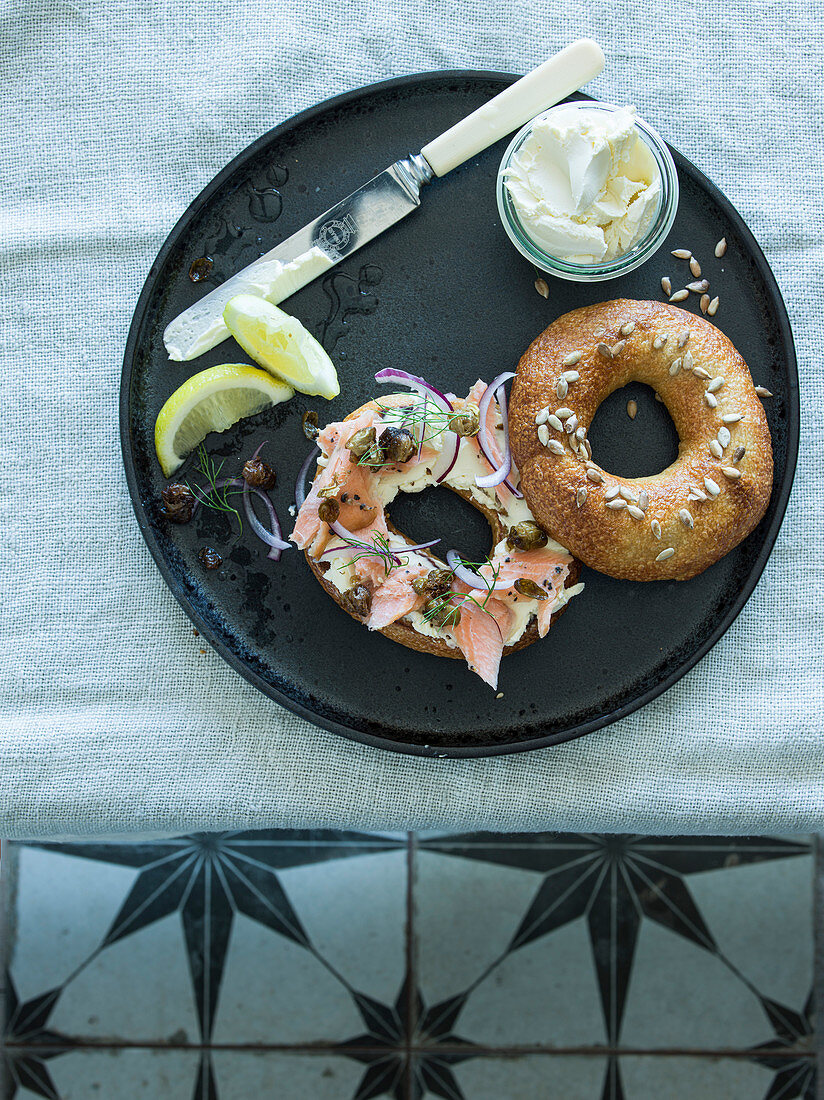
354,401,472,472
355,449,391,470
420,555,503,633
332,532,408,576
187,444,243,534
376,400,472,440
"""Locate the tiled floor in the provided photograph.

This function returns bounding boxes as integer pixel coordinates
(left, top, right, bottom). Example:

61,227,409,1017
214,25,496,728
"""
0,832,817,1099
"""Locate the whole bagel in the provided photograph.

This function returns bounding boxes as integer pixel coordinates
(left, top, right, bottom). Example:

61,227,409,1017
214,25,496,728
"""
305,399,580,659
509,300,773,581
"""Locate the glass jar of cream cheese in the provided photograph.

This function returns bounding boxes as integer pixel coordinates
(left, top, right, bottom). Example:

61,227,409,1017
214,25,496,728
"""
496,101,678,282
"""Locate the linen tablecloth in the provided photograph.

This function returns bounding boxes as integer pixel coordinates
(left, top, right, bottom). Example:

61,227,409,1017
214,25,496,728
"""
2,0,822,840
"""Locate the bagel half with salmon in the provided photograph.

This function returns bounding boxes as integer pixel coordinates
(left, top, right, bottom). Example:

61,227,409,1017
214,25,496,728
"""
304,486,581,660
291,377,585,689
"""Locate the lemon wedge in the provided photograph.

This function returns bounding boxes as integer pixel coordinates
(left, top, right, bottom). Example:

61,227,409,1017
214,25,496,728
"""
223,294,340,400
154,363,293,477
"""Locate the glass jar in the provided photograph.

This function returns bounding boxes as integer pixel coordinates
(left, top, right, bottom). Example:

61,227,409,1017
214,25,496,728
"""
496,101,679,283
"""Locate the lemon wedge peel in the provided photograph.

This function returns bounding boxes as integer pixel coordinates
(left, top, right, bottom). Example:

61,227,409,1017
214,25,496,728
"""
154,363,293,477
223,295,340,401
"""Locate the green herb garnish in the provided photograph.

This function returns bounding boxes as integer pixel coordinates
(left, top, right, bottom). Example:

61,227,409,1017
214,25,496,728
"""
187,444,243,534
331,532,408,577
377,399,470,439
420,556,503,630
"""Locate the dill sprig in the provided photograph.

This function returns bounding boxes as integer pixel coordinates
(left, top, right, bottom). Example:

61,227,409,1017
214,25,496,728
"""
377,400,470,439
331,532,408,576
420,555,503,630
355,449,392,470
355,400,473,472
187,444,243,534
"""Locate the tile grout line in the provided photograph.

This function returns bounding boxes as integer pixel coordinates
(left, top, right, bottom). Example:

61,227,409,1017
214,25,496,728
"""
1,1040,814,1057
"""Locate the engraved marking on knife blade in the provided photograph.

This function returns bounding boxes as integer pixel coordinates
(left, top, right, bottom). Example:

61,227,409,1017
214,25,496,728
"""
314,213,357,258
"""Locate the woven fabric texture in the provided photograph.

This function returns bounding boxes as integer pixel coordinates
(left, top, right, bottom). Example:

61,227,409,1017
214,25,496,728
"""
1,0,822,839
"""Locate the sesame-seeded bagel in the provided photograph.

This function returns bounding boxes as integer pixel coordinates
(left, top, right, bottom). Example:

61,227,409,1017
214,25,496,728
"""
303,399,580,659
509,300,773,582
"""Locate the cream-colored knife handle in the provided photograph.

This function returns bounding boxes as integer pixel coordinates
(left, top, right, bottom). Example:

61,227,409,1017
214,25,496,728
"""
420,40,605,177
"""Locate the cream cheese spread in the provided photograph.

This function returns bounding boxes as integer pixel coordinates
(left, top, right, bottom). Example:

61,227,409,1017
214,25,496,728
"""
504,104,661,264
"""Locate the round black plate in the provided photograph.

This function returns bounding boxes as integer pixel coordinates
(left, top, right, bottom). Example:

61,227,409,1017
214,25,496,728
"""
121,72,798,757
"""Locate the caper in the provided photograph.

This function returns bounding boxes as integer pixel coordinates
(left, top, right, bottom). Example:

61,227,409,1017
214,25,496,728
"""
359,442,387,467
342,583,372,618
317,497,340,524
513,577,549,600
197,546,222,569
160,483,195,524
506,521,549,551
302,410,319,440
242,457,276,489
423,596,460,628
379,426,417,464
411,569,453,597
451,403,480,437
346,427,377,458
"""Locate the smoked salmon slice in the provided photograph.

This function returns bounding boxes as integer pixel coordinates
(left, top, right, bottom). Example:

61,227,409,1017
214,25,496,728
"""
448,583,514,690
364,558,429,630
478,547,572,638
292,409,380,554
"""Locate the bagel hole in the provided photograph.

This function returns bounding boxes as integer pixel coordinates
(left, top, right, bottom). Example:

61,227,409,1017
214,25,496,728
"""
388,485,493,565
587,383,680,478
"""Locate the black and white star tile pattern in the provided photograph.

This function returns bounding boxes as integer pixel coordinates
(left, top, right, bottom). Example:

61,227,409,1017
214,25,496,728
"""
0,832,816,1099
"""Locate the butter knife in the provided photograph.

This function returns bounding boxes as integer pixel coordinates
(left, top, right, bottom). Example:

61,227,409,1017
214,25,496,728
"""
164,39,605,361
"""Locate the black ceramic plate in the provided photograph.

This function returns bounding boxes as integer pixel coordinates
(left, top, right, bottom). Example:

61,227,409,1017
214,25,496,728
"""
121,72,798,757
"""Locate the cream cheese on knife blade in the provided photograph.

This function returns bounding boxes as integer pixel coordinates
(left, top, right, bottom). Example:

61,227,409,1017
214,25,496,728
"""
164,246,334,361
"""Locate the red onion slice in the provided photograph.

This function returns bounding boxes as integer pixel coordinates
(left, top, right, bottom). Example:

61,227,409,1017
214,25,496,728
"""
446,549,513,592
329,518,359,543
242,482,291,560
328,520,408,565
475,372,514,489
375,368,453,415
328,520,405,566
434,429,460,484
491,381,521,499
295,445,321,510
475,373,523,498
329,519,440,560
374,367,459,485
416,394,427,462
401,538,442,554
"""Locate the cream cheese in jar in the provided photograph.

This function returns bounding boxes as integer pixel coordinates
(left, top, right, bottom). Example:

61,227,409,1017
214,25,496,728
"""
503,104,663,266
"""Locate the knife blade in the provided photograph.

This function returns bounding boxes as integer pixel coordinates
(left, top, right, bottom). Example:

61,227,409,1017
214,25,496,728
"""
163,39,605,362
163,156,430,361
